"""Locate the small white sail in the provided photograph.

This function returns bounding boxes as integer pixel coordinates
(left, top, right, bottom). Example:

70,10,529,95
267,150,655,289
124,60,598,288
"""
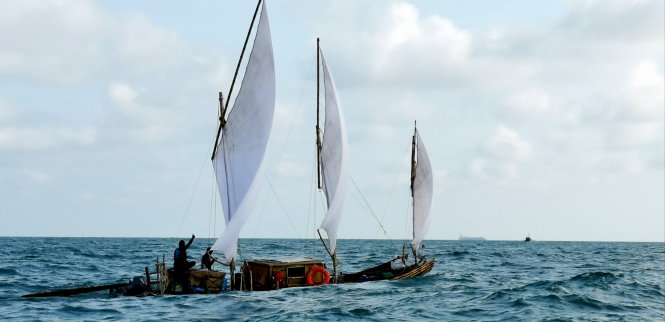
318,51,349,254
411,129,433,251
212,3,275,263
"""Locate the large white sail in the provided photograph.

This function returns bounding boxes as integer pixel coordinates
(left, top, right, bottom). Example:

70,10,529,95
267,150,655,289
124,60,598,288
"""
411,129,433,251
318,51,349,254
212,3,275,263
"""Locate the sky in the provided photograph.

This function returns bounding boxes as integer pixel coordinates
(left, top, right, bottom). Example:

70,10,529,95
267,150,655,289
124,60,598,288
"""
0,0,663,242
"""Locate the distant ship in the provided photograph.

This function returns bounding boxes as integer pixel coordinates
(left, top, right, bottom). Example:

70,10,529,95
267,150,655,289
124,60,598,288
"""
524,235,532,242
459,235,486,241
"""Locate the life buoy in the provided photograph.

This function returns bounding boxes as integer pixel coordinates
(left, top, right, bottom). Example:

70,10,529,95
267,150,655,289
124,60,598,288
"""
306,266,331,285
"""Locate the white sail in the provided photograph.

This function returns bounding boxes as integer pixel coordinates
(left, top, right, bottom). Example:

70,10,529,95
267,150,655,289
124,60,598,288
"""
212,3,275,263
411,129,433,251
318,51,349,254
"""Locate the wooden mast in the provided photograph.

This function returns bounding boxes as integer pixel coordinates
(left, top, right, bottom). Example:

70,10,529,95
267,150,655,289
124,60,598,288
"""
316,37,322,189
211,0,263,160
410,121,418,263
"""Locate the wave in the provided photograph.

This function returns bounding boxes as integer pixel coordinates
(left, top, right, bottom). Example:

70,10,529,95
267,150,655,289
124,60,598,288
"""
451,250,470,256
569,271,621,282
0,268,18,275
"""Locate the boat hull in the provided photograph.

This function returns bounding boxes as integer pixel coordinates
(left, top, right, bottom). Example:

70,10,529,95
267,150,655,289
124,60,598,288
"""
339,258,435,283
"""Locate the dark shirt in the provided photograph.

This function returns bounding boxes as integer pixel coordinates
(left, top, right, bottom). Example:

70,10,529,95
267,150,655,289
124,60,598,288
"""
201,253,214,270
173,237,194,270
174,248,187,267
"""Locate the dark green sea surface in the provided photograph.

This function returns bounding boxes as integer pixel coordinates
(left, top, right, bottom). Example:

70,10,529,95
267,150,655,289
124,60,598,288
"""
1,238,663,321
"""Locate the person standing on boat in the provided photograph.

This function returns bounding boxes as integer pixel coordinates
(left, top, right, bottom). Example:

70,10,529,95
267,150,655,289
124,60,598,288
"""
200,247,214,270
174,234,196,275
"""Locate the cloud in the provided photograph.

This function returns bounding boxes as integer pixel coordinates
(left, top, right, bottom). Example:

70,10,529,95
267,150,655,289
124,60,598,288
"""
503,88,551,114
0,126,96,151
109,82,138,107
0,97,14,122
467,126,532,180
21,169,52,183
104,82,177,143
485,126,532,162
312,0,660,189
324,1,473,88
622,61,665,121
0,0,188,83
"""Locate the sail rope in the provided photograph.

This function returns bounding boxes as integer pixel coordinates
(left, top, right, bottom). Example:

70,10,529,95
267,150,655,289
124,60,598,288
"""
246,54,315,243
305,152,319,257
377,142,411,238
209,171,215,240
250,175,271,238
264,174,302,238
348,176,399,252
176,135,217,237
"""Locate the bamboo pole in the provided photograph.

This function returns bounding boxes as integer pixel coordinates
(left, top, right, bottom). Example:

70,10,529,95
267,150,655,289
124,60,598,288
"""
316,37,322,189
212,0,263,160
22,283,127,298
411,121,418,263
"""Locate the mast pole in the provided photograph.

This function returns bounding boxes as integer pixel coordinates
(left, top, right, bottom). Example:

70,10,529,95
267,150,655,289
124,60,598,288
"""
211,92,225,160
411,121,418,262
316,38,322,189
230,259,235,290
317,229,338,283
211,0,263,160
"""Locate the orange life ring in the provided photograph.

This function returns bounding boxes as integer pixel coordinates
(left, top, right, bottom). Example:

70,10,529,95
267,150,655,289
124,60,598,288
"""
306,266,330,285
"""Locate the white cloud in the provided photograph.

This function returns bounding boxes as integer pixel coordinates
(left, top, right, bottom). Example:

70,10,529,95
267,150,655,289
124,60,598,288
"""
0,0,188,83
468,158,521,180
504,88,551,114
105,82,176,143
0,97,14,122
0,126,96,151
21,169,52,183
485,126,532,162
322,1,472,88
109,82,138,107
622,61,665,121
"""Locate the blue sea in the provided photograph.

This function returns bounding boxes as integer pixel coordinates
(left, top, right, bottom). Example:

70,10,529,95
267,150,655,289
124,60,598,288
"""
0,238,663,321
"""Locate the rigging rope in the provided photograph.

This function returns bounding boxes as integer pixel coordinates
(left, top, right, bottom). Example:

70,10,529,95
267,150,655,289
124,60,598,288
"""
305,152,318,256
265,174,302,239
377,143,411,238
176,136,216,237
209,171,215,241
348,176,400,252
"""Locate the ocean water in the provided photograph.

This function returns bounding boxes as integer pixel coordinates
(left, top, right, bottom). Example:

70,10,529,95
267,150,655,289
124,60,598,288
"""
0,237,663,321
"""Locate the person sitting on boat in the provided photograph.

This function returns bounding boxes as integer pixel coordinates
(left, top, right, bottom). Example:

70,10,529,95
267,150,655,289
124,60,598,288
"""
201,247,214,270
390,253,408,271
174,234,196,276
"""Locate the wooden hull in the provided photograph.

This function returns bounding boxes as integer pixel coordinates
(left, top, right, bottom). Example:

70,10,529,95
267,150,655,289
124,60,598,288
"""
339,258,435,283
150,256,435,295
390,259,435,280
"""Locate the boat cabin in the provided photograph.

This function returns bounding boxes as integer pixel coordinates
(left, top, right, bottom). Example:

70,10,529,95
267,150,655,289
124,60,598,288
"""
237,257,328,291
164,268,227,294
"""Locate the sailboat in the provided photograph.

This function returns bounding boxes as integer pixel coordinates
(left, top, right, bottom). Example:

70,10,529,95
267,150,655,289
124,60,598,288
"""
20,2,434,298
339,123,435,283
314,37,350,283
167,3,431,293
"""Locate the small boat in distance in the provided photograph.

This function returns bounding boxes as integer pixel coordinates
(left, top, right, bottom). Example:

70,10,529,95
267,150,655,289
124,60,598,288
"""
525,235,532,242
459,235,487,241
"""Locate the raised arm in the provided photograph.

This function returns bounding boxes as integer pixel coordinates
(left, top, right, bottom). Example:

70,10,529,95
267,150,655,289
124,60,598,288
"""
185,234,195,249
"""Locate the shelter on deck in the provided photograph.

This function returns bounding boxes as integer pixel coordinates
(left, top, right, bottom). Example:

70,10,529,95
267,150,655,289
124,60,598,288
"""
239,257,328,291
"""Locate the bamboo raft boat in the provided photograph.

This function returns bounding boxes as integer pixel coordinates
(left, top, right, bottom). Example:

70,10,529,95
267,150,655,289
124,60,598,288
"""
23,0,437,298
